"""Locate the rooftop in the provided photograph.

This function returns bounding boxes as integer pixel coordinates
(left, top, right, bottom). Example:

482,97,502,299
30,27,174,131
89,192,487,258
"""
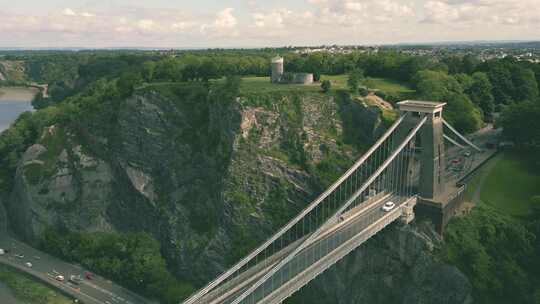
397,100,446,113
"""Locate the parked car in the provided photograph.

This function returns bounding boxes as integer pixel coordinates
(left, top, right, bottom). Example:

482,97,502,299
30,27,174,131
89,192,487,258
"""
85,272,94,280
463,151,471,157
25,262,33,268
382,201,396,212
0,248,5,255
70,275,82,285
55,275,65,282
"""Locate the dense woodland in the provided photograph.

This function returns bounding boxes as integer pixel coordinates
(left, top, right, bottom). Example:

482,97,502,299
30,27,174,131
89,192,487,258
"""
1,49,540,303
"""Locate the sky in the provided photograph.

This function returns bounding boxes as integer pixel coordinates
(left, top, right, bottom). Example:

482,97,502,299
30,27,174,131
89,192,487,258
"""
0,0,539,48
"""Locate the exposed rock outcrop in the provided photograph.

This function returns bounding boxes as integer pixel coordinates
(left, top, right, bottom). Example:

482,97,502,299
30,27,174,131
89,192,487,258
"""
4,85,471,302
290,222,472,304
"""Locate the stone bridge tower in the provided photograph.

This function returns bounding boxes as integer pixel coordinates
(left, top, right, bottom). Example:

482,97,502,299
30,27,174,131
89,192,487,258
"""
397,100,446,200
394,101,454,233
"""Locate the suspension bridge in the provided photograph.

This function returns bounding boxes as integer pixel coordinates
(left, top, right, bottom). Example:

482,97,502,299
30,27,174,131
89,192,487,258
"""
182,100,497,304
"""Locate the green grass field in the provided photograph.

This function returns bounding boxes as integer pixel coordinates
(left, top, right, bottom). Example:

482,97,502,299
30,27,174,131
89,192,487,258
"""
239,75,415,95
239,76,321,94
363,77,416,95
141,75,415,98
0,265,72,304
480,152,540,217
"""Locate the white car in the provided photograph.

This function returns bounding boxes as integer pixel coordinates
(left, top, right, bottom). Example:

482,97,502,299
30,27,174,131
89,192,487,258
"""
55,275,65,282
382,201,396,212
25,262,33,268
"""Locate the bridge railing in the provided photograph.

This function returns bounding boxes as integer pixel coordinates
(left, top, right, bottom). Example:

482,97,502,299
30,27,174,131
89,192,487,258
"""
182,115,409,304
228,116,426,304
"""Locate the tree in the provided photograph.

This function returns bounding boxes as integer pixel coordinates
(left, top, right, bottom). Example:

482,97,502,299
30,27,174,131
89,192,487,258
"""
511,65,539,102
347,69,364,94
442,204,537,304
116,72,141,97
142,61,156,82
321,80,331,93
413,70,482,133
199,59,219,82
500,101,540,151
467,72,495,120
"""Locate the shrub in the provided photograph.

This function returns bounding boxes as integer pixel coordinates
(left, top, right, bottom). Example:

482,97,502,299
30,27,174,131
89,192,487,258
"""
321,80,332,93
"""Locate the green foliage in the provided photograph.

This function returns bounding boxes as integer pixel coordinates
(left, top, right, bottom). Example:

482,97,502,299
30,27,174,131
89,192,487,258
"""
312,151,353,189
500,101,540,153
347,69,364,94
358,87,369,97
263,180,298,229
478,58,540,106
443,54,480,75
279,94,310,168
467,72,495,120
23,163,43,185
336,91,377,149
321,80,332,93
116,71,142,97
413,69,482,133
0,265,72,304
480,152,540,217
40,229,194,303
0,107,61,192
442,204,538,304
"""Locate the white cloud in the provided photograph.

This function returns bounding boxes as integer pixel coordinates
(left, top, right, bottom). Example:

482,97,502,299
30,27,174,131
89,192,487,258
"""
137,19,156,31
423,0,540,26
305,0,415,26
201,8,239,37
0,1,538,48
62,8,77,16
81,12,96,18
171,21,196,31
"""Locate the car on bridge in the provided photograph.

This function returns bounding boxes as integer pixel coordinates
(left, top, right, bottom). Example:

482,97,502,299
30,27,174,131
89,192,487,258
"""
382,201,395,212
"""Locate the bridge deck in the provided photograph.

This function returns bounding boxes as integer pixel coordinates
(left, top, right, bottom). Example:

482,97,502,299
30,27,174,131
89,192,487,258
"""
203,193,415,304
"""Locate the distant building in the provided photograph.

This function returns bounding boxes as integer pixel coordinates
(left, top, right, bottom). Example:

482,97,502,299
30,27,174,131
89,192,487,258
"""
292,73,314,85
271,56,284,83
270,56,314,85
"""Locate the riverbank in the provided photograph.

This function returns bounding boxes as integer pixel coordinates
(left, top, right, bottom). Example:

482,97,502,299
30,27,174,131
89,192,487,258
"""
0,281,21,304
0,87,39,102
0,264,72,304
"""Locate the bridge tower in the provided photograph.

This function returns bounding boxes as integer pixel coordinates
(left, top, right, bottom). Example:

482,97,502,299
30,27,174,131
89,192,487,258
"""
396,100,446,199
395,101,452,233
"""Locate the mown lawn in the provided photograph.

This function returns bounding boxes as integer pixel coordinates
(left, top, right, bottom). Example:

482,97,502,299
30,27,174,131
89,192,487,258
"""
480,152,540,217
142,75,415,97
363,77,416,96
0,265,72,304
239,76,321,94
240,75,416,95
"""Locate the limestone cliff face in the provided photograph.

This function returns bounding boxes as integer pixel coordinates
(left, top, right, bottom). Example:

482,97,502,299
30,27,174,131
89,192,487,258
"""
4,86,471,302
0,198,6,233
289,222,472,304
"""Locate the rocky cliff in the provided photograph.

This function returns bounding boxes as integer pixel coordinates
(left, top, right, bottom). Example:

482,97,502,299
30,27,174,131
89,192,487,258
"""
3,83,471,302
289,222,472,304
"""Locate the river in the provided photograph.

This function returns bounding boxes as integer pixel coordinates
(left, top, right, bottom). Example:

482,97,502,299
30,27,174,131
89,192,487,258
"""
0,281,20,304
0,87,37,132
0,87,35,304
